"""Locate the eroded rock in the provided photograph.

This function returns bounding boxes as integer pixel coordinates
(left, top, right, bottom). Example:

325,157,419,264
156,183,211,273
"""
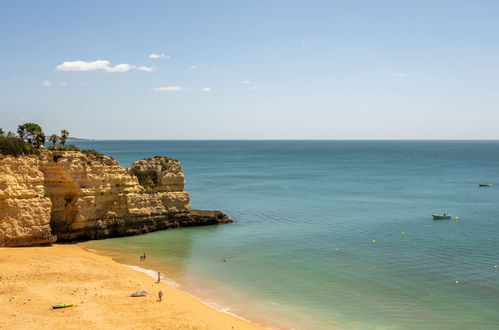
0,152,231,246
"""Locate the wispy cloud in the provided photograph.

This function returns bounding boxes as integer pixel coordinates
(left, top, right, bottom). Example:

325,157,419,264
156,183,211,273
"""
41,80,52,87
241,80,251,84
137,66,156,72
189,65,200,70
149,53,170,59
107,63,134,72
55,60,132,72
249,86,259,90
202,87,212,92
153,86,186,92
55,60,155,73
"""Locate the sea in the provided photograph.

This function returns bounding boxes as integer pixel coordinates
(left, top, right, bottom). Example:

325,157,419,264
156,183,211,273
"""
75,140,499,329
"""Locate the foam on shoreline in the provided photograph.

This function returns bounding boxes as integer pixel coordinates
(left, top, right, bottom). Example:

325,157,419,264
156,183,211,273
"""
124,263,264,326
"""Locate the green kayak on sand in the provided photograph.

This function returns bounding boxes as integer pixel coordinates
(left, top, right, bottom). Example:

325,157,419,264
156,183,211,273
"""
52,303,73,309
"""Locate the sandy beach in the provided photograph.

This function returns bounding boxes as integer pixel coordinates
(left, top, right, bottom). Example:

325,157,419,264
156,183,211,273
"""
0,245,264,330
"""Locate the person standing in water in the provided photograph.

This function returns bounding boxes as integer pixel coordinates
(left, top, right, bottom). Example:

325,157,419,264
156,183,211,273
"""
157,272,161,283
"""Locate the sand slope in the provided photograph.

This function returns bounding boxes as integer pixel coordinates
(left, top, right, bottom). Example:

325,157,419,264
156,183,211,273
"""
0,245,263,330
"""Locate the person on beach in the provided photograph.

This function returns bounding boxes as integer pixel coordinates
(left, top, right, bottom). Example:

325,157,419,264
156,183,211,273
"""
143,253,146,260
158,290,163,302
157,272,161,283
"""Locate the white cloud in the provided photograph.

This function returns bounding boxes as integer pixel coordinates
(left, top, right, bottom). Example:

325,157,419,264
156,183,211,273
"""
241,80,251,84
189,65,199,70
42,80,52,87
152,86,186,92
137,66,156,72
55,60,159,73
106,63,135,72
149,53,170,59
249,86,259,90
202,87,212,92
56,60,113,71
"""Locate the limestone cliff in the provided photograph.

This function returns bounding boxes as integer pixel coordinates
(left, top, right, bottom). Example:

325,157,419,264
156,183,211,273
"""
0,151,231,247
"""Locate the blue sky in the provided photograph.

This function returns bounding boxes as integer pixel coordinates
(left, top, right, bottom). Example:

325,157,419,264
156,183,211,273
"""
1,0,499,139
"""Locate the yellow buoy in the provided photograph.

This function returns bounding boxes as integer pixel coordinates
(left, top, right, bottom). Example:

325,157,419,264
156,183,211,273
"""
454,216,459,221
400,232,406,235
371,240,377,244
335,248,341,252
493,265,497,269
455,280,460,285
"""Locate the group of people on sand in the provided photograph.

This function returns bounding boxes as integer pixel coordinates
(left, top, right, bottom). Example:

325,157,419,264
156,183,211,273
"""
139,252,164,302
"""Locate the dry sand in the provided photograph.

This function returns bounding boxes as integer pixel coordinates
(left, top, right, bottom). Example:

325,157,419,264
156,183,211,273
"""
0,245,264,330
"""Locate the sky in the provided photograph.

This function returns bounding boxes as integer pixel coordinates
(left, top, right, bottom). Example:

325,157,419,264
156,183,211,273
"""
1,0,499,139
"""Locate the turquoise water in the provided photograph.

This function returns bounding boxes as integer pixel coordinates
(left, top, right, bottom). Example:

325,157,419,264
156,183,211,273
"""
79,141,499,329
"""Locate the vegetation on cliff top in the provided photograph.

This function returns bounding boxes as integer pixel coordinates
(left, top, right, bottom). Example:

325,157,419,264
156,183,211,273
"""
0,123,79,156
128,156,178,187
129,168,159,187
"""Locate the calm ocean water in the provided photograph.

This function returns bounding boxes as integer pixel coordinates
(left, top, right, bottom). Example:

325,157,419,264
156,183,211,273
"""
78,140,499,329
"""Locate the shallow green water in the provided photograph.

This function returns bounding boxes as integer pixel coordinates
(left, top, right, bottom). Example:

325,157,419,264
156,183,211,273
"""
81,140,499,329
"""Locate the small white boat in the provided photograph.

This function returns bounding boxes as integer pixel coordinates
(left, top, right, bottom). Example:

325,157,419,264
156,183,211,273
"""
432,214,451,220
479,183,491,187
130,291,147,297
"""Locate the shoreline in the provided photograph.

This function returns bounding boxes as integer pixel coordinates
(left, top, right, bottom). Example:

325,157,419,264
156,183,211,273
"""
83,245,282,329
0,244,265,330
122,263,259,326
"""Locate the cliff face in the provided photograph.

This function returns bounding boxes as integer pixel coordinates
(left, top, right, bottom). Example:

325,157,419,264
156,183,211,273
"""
0,156,55,246
0,152,231,247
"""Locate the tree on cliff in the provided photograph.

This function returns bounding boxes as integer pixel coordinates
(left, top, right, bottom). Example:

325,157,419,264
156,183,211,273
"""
17,123,45,148
0,128,4,137
49,134,59,146
60,129,69,146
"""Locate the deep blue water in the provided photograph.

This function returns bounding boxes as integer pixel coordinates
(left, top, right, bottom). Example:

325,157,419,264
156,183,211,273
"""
79,140,499,329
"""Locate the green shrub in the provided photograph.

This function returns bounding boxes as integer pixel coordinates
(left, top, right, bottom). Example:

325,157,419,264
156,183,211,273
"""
130,168,159,187
47,144,80,151
81,149,104,157
0,136,39,156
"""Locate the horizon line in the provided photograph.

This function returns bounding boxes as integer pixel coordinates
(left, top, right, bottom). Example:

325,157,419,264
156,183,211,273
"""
73,138,499,141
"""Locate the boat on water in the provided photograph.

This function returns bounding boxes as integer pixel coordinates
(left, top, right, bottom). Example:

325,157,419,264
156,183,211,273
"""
479,183,492,187
432,214,451,220
130,291,147,297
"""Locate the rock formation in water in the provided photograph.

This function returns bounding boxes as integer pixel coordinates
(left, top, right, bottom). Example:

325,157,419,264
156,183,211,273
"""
0,151,231,247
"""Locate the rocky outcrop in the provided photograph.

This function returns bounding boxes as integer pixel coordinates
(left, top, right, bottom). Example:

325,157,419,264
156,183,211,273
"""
0,151,231,247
